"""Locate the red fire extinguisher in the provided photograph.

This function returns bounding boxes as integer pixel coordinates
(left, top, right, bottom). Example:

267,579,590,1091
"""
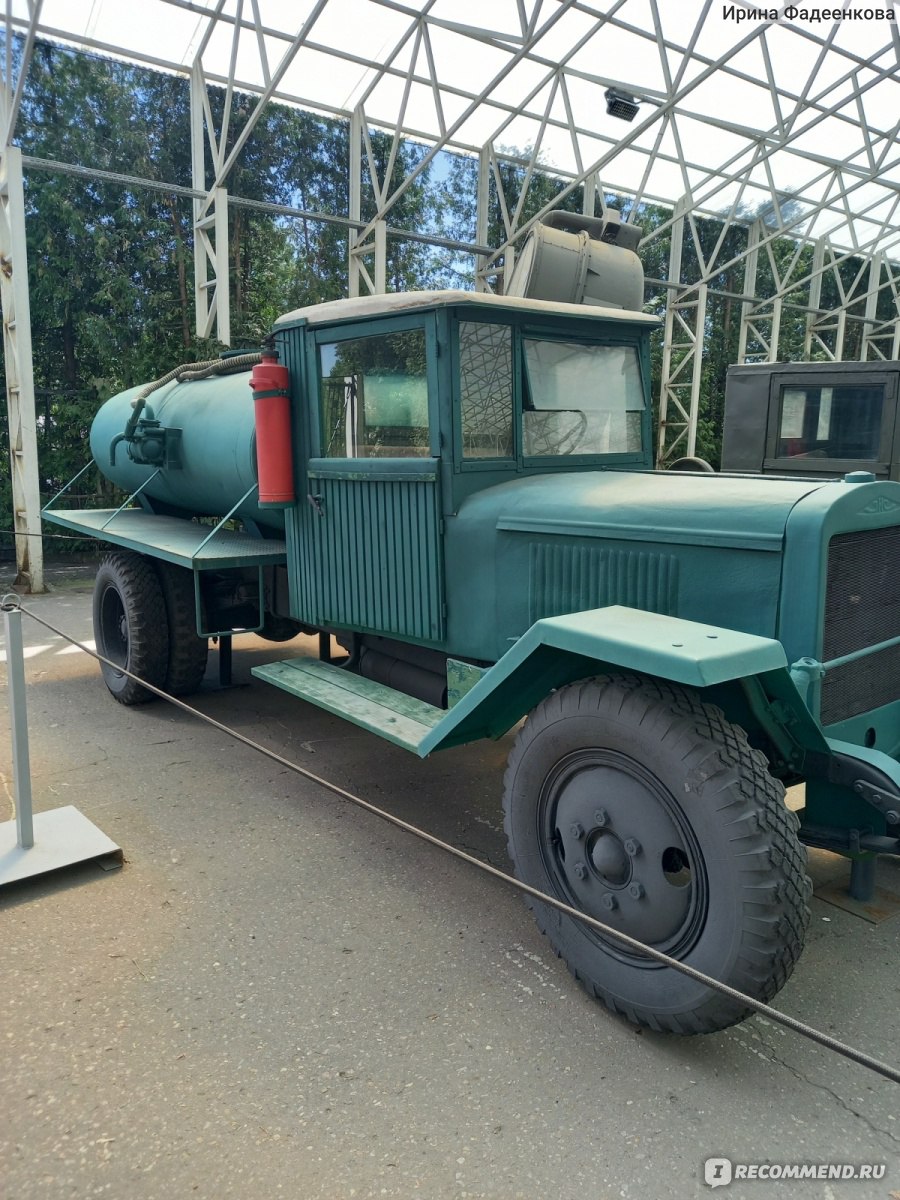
250,349,295,506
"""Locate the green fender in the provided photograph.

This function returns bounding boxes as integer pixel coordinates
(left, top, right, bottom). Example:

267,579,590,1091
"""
420,604,825,758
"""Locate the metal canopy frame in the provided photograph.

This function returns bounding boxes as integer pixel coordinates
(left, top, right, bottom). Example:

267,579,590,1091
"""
2,0,900,588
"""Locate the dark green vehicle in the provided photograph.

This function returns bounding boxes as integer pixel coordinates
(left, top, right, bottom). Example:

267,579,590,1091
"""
722,358,900,481
45,224,900,1035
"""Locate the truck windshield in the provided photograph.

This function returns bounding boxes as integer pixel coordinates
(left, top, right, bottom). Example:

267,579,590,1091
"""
776,383,884,462
522,340,644,457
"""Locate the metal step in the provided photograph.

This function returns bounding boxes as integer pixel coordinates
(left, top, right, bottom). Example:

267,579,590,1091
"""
252,656,444,752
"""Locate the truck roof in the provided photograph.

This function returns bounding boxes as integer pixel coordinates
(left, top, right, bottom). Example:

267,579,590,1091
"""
273,289,660,330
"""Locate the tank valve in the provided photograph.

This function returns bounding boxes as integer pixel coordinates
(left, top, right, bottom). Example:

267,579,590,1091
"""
109,403,182,468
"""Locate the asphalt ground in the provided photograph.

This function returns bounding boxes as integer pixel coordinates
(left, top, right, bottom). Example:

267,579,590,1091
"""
1,565,898,1200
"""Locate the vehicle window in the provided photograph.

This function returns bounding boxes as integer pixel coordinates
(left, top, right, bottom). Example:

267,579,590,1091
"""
319,329,429,458
776,384,884,461
523,341,644,457
459,322,514,458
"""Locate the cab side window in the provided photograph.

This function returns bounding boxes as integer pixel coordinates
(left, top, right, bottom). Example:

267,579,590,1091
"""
319,328,429,458
459,322,514,458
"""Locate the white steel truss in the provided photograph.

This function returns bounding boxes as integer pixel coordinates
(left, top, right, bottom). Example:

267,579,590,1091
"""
1,0,43,591
2,0,900,575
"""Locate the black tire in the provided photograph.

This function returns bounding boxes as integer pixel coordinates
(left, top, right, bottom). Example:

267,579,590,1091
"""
502,674,811,1034
668,456,715,472
92,551,169,705
154,561,209,696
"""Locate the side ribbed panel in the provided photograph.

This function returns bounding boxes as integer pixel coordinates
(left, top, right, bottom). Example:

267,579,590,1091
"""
299,477,444,641
528,541,679,623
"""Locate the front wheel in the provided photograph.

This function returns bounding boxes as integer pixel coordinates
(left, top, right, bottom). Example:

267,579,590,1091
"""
502,675,811,1034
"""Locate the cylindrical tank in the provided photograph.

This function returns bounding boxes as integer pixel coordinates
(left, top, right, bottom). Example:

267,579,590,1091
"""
90,371,285,532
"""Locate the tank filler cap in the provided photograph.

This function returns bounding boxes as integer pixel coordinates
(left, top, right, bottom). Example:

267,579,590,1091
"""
843,470,876,483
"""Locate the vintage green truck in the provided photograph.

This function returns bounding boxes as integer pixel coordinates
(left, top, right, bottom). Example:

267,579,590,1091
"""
43,217,900,1034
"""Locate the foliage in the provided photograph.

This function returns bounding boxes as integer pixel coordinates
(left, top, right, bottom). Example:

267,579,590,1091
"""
0,39,445,544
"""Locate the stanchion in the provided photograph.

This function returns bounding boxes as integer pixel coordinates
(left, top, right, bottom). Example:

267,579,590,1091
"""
1,596,122,887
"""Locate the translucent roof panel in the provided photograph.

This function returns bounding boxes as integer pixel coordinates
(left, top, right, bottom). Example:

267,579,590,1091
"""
5,0,899,256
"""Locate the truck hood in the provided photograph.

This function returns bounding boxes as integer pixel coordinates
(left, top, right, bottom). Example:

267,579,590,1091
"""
459,469,833,551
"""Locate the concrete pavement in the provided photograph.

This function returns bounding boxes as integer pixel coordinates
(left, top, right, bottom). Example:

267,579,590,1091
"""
1,568,898,1200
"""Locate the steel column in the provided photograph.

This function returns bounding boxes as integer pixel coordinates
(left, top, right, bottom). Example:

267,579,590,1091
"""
803,238,826,359
374,219,386,294
348,107,362,298
190,65,231,344
860,252,883,361
657,198,706,465
737,220,760,364
0,145,43,592
475,144,492,293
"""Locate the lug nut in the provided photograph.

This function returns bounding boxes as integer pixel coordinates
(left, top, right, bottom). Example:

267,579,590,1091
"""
593,809,609,827
573,862,588,880
600,893,618,911
628,882,645,899
570,822,585,840
624,838,642,857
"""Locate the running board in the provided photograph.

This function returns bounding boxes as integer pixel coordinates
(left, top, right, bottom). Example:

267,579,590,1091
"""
253,607,794,759
252,657,444,753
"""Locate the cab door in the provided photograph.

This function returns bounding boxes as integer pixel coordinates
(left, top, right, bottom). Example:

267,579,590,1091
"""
294,315,445,644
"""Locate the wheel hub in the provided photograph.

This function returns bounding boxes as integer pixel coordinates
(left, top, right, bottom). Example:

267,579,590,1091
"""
588,830,630,886
99,584,129,671
541,756,706,959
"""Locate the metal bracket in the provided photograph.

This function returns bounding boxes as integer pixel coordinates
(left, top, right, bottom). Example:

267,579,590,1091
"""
191,482,259,559
789,656,825,702
849,779,900,825
41,460,95,514
99,469,162,530
192,566,265,639
802,747,900,824
798,821,899,856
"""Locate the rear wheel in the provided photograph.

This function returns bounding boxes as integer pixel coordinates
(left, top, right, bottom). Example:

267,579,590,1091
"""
502,674,811,1034
154,561,208,695
92,551,169,705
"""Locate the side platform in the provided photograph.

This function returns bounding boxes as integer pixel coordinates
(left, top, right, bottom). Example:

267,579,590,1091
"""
43,507,286,571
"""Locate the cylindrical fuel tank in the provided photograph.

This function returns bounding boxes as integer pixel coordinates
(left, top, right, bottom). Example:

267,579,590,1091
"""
90,371,284,532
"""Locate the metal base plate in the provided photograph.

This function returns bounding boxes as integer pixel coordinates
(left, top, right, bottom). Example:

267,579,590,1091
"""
815,878,900,924
0,806,122,887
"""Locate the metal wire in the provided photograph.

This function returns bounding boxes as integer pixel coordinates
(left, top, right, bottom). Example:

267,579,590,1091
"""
3,593,899,1085
1,528,103,543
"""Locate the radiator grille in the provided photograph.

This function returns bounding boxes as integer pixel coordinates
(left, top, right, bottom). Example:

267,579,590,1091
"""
821,526,900,724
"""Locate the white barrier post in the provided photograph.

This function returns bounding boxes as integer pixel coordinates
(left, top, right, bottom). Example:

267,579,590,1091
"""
1,594,122,886
4,604,34,848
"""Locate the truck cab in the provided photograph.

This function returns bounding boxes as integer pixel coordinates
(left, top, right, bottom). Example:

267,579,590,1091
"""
722,358,900,481
272,290,655,657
